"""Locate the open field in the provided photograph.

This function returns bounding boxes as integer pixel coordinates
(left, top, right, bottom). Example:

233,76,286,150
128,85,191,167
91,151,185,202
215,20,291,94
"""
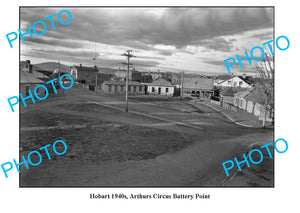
20,86,274,187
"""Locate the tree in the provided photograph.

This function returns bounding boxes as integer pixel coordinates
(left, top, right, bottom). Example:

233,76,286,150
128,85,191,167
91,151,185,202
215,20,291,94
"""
254,51,274,127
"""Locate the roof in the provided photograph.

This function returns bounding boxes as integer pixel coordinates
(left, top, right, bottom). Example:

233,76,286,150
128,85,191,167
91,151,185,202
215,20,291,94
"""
218,76,252,86
103,80,143,86
243,87,266,104
221,87,236,97
32,70,51,80
20,71,45,84
73,66,98,72
148,78,173,87
183,78,214,90
234,89,252,98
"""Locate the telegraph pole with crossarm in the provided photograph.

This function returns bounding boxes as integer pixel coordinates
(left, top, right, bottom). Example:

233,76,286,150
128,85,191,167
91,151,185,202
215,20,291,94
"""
121,50,135,112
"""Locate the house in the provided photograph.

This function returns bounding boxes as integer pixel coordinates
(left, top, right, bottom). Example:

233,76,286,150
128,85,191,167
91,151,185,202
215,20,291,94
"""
20,60,51,81
182,77,214,98
115,68,130,81
20,71,46,97
147,78,174,96
70,64,98,84
149,71,163,81
234,87,273,123
217,76,253,88
131,69,141,81
234,89,252,111
100,80,146,94
220,87,236,105
140,74,153,83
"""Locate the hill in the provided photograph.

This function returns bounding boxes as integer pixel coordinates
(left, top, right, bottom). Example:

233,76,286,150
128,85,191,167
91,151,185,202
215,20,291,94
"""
33,62,70,74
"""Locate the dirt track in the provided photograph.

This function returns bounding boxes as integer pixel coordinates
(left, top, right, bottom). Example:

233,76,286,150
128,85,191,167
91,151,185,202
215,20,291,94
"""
20,86,274,187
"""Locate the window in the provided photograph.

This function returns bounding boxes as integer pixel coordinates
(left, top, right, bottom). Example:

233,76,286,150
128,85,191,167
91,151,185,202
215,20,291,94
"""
114,85,118,93
108,85,112,92
139,86,142,92
239,81,243,86
166,88,169,93
233,82,237,87
227,80,231,84
120,86,124,92
152,87,155,92
133,86,136,92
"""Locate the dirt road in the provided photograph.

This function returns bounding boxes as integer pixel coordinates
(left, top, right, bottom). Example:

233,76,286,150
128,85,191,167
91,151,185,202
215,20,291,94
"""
20,85,274,186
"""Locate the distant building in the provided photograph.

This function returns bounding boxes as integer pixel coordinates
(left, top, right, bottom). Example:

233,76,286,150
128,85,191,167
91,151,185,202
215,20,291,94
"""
20,60,33,72
217,76,252,88
147,78,174,96
70,64,98,84
20,60,51,81
140,74,153,83
20,71,45,97
115,68,132,81
150,71,163,81
100,80,146,94
234,88,273,123
182,78,214,99
131,68,141,81
220,87,236,105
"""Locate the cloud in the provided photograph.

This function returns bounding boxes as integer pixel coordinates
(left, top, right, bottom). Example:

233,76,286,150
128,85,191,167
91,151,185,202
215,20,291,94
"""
157,49,175,56
22,47,160,68
25,36,85,49
20,7,273,74
199,37,235,52
253,31,273,41
202,59,226,66
20,7,273,50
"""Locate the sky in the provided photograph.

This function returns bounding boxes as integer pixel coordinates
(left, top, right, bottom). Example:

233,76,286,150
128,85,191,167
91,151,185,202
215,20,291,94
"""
20,7,274,75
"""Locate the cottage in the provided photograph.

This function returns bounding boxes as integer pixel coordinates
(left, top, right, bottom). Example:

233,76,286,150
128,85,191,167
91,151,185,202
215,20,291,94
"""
234,90,252,111
147,78,174,96
234,88,273,122
182,77,214,98
220,87,236,105
70,64,98,84
20,71,46,97
20,60,51,81
100,80,146,94
217,76,252,88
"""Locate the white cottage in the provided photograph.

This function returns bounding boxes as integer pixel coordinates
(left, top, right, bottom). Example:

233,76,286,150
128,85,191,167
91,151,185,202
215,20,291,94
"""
217,76,252,88
147,78,174,96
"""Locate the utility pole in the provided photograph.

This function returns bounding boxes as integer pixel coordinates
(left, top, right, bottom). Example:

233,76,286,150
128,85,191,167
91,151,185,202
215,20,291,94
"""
93,43,98,93
121,50,135,112
180,71,184,100
57,60,63,94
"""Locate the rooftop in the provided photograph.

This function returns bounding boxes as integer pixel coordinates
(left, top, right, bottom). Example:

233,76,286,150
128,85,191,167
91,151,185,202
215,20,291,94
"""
148,78,173,87
20,71,45,84
104,80,143,86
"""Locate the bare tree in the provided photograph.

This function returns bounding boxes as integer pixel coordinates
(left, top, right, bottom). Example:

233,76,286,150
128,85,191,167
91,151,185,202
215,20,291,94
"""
254,52,274,127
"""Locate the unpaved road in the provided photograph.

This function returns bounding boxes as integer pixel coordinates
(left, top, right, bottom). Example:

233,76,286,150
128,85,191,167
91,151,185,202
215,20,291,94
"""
20,85,274,187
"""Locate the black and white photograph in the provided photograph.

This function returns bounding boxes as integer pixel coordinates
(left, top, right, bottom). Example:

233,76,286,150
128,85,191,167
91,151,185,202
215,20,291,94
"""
2,0,300,212
19,7,275,187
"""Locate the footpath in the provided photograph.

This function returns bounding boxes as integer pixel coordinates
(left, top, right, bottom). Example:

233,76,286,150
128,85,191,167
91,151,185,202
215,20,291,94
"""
188,100,269,128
